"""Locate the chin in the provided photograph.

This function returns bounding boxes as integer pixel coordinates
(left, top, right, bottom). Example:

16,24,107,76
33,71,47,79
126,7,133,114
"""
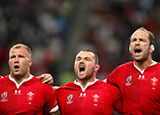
134,58,146,62
78,76,86,80
13,73,21,77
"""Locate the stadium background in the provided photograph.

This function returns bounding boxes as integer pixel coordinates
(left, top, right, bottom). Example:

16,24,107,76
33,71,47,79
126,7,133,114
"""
0,0,160,86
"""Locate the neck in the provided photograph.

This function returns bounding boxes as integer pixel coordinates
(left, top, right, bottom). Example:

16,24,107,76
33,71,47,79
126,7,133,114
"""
134,56,154,71
11,73,30,84
78,77,96,88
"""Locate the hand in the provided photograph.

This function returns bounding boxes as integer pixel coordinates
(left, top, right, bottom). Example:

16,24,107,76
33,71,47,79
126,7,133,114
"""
53,86,59,90
37,73,53,85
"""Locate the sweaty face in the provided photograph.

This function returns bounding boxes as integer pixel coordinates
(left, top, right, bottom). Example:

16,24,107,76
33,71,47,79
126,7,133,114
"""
9,48,32,78
74,51,97,81
130,29,151,62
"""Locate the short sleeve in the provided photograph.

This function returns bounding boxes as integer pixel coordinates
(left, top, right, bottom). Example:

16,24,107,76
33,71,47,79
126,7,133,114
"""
42,84,58,114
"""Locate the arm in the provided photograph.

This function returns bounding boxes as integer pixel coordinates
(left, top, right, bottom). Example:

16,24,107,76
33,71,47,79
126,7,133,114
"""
111,86,123,114
53,86,60,90
37,73,53,85
50,110,60,115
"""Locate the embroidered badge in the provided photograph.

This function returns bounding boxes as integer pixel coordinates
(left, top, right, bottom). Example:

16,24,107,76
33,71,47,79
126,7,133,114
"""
93,94,99,102
125,76,132,86
66,94,73,104
151,77,158,90
27,92,34,104
1,92,8,102
27,92,34,100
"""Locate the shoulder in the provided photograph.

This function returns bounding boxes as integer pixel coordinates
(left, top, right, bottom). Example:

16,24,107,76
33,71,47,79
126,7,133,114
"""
108,61,133,77
116,61,133,70
56,82,75,91
153,62,160,68
0,75,9,81
0,75,3,79
31,77,54,92
100,81,119,91
95,79,107,85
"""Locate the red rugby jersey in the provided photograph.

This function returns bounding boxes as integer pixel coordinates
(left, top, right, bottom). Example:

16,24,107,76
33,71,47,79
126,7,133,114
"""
0,75,58,115
56,79,122,115
0,75,3,79
107,61,160,114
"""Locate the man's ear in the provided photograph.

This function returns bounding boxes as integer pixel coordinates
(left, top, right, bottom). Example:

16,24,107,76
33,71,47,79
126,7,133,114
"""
29,59,33,67
129,45,131,52
150,45,155,52
95,64,100,72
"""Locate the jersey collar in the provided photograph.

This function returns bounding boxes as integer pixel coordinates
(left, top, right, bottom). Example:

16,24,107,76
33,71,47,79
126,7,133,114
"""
9,74,34,88
133,61,157,74
74,79,98,92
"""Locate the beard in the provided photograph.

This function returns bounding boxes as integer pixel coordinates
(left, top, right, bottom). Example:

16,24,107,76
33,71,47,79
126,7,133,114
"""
132,49,150,63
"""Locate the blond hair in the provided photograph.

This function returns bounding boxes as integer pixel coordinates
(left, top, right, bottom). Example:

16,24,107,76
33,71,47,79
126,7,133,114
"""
9,43,32,58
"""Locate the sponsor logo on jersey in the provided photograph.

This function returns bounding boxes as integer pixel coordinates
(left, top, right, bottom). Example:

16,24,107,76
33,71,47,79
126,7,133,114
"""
1,92,8,102
79,92,86,97
14,90,21,95
125,76,132,86
151,77,158,90
66,94,73,104
138,75,145,80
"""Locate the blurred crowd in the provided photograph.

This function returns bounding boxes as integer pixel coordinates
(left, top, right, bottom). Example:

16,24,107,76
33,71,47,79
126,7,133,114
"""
0,0,160,85
84,0,160,79
0,0,74,84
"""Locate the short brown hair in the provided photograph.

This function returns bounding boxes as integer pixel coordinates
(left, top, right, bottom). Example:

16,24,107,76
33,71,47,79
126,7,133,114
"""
78,49,99,64
131,27,155,45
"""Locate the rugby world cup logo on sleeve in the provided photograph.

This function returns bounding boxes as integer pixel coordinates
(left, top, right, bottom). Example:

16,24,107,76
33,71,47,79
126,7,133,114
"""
1,92,8,102
66,94,73,104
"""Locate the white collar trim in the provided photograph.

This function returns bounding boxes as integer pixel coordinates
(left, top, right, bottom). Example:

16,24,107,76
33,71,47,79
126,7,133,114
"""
133,61,157,74
74,79,98,92
9,74,33,88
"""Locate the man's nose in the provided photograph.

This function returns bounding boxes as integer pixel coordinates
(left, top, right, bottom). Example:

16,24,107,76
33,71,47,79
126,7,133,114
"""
135,40,140,45
14,56,19,62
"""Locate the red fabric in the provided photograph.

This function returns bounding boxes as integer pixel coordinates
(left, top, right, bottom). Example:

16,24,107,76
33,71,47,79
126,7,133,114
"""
0,75,57,115
56,80,122,115
107,62,160,114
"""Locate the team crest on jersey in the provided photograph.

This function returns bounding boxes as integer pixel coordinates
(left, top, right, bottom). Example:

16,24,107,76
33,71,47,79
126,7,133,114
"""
27,92,34,100
1,92,8,102
151,77,158,90
125,76,132,86
92,94,100,102
27,92,34,104
66,94,73,104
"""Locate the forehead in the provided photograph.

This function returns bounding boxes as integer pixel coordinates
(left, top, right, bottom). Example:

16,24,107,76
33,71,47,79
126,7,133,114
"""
131,29,149,40
10,48,28,56
76,51,95,58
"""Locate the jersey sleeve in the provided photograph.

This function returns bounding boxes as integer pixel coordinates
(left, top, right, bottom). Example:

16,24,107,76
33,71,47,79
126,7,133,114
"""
107,66,122,86
102,83,123,114
110,85,123,114
0,75,3,79
42,84,59,114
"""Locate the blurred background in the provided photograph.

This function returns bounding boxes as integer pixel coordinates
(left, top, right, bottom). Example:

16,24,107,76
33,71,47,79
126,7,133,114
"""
0,0,160,86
